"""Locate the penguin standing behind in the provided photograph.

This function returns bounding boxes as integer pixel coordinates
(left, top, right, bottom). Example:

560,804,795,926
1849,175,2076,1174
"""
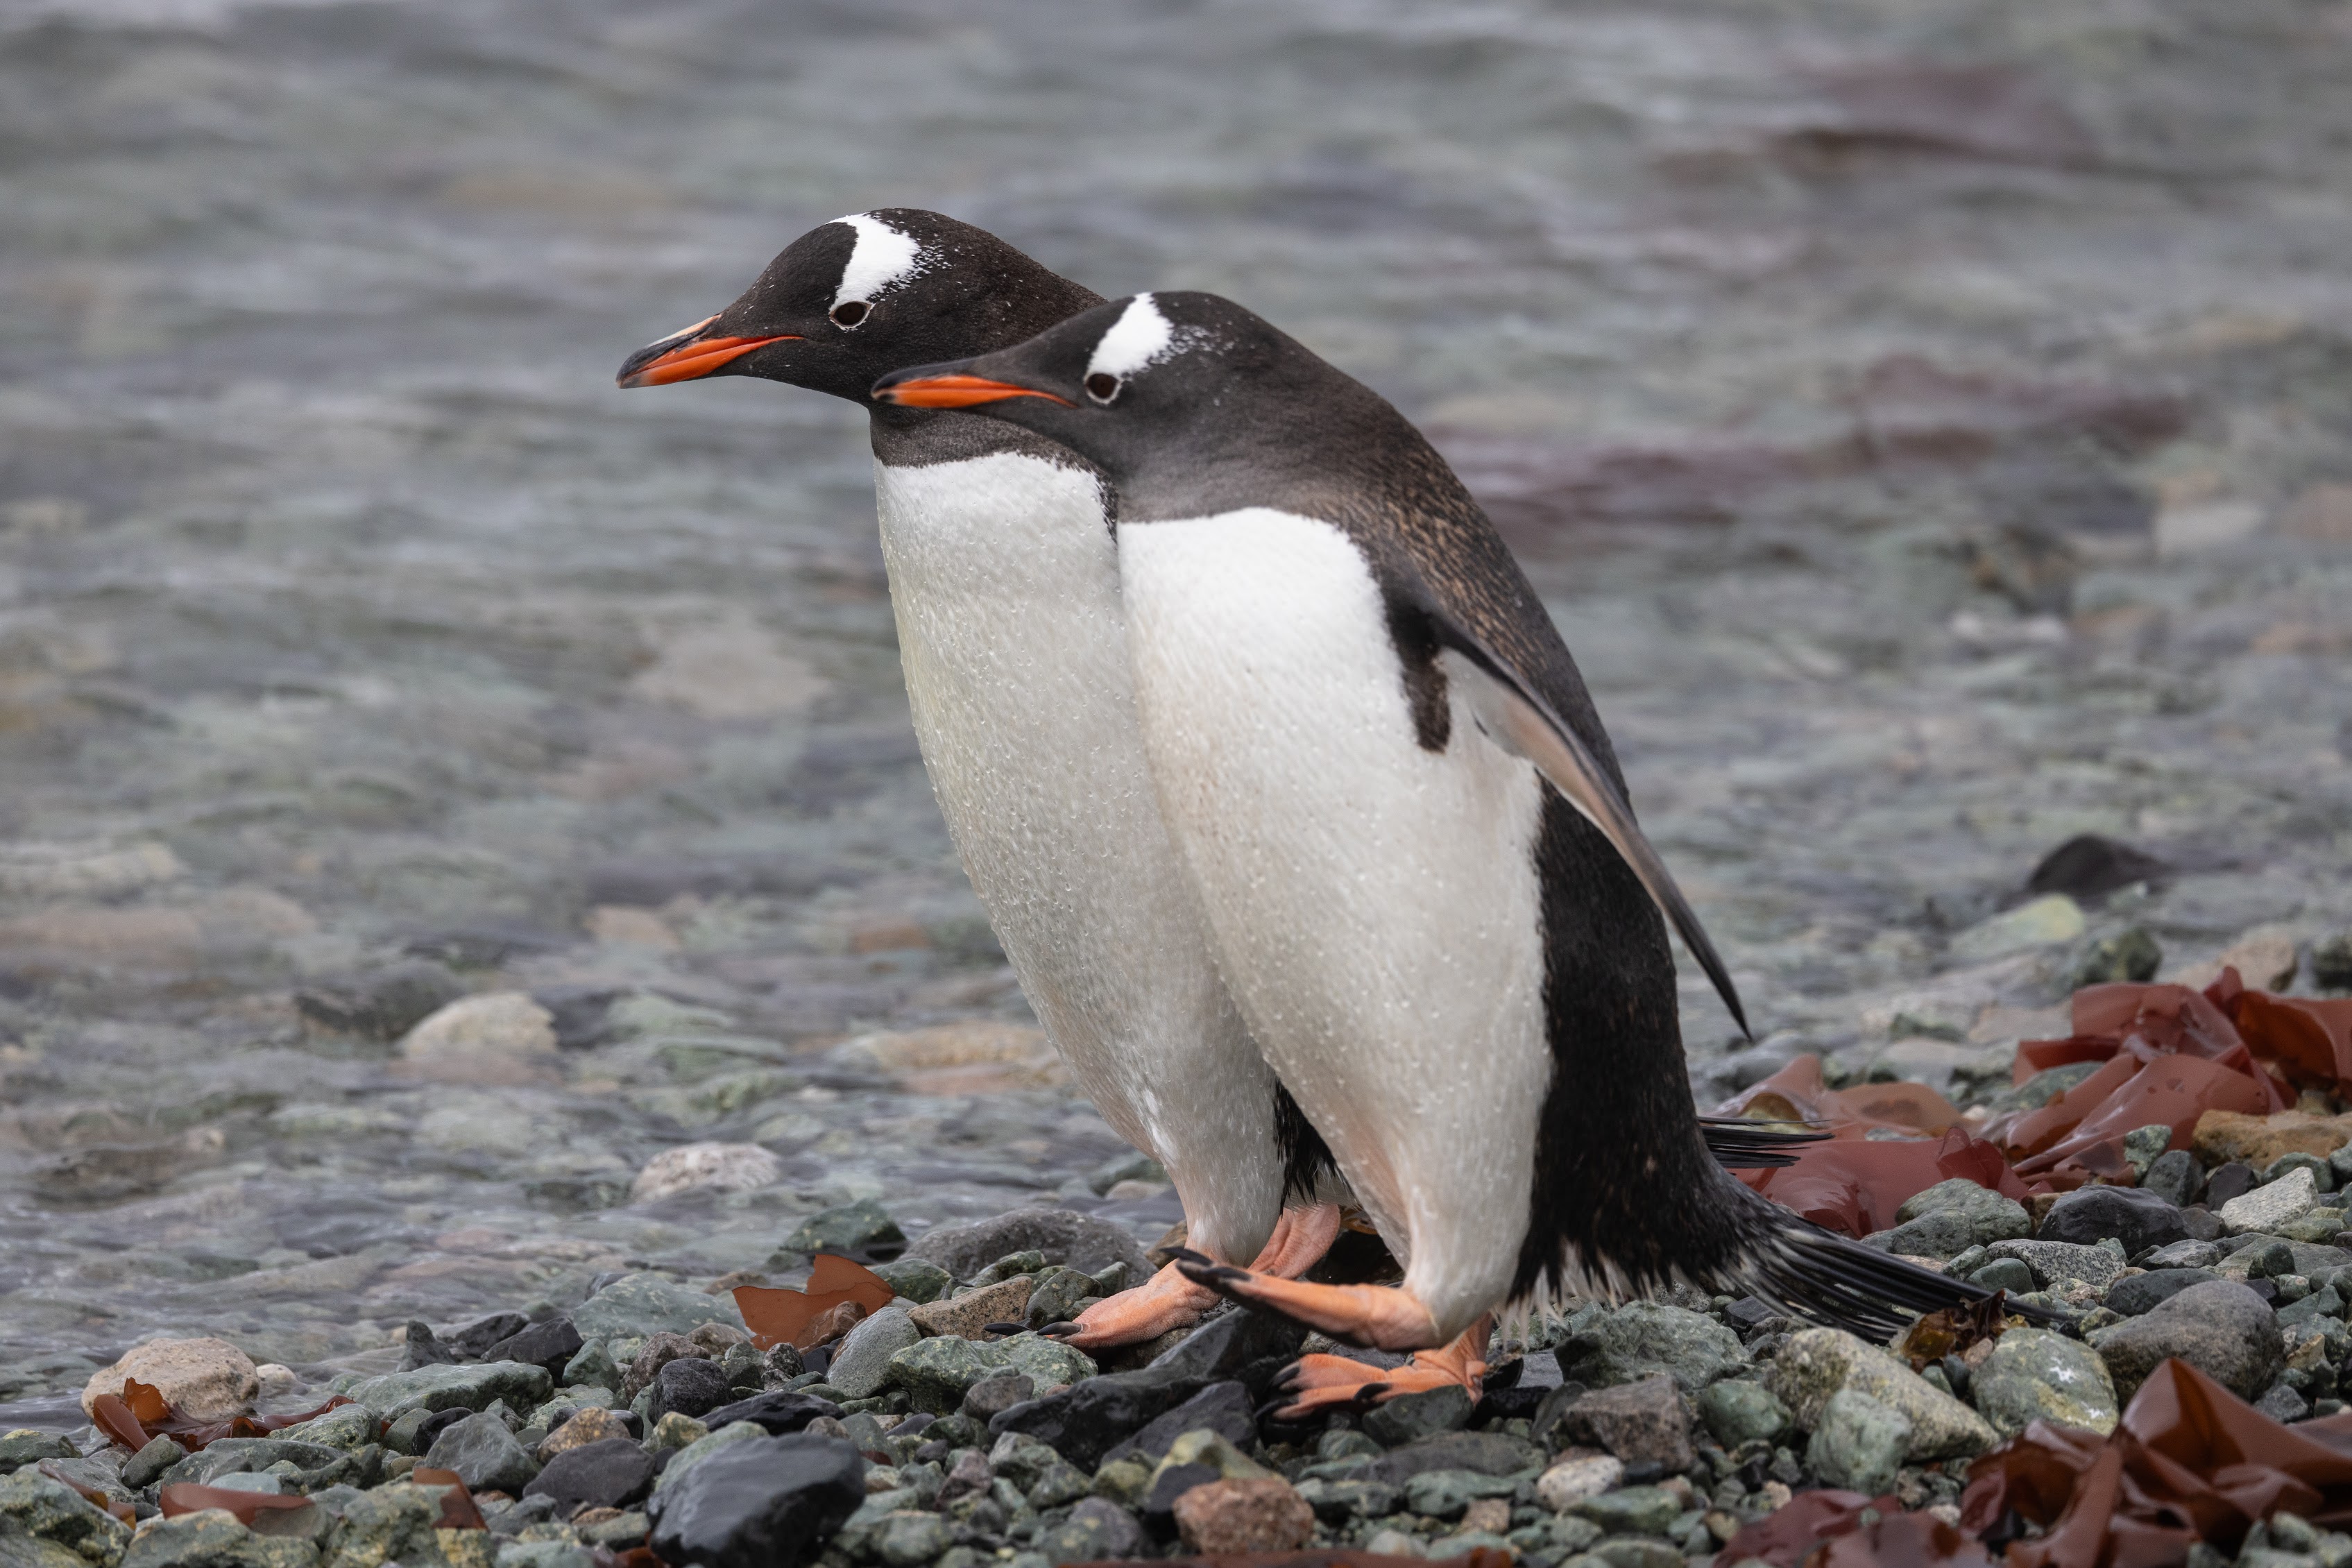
617,217,1347,1347
876,292,2018,1411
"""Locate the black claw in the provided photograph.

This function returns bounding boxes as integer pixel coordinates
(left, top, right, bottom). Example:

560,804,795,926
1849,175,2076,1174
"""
1035,1320,1082,1340
981,1322,1026,1336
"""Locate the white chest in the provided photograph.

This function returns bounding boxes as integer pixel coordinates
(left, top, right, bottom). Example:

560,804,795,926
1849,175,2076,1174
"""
1118,506,1551,1286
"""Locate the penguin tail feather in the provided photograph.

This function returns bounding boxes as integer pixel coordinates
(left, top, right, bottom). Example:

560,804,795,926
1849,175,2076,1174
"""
1725,1216,2070,1340
1698,1116,1831,1170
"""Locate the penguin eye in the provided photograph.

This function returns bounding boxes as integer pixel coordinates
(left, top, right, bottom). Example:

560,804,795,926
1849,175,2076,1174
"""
830,300,869,328
1084,373,1120,403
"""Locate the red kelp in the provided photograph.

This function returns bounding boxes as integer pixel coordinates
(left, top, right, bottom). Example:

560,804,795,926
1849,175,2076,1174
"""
412,1466,488,1530
734,1254,896,1351
1706,1488,1995,1567
1960,1359,2352,1564
37,1462,137,1526
157,1483,317,1526
90,1378,360,1454
1987,971,2292,1183
1714,1058,2025,1237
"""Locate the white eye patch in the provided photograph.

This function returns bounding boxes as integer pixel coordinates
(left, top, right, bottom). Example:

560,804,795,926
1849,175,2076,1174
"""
1086,293,1177,380
830,213,924,314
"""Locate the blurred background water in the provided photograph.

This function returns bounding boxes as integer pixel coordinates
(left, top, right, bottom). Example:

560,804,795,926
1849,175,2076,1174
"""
3,0,2351,1419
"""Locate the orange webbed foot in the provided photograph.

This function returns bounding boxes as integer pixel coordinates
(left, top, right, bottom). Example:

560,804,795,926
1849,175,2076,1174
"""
1042,1202,1347,1353
1266,1320,1491,1420
1172,1247,1443,1351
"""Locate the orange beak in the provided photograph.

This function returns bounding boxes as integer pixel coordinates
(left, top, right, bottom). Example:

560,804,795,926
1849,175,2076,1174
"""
875,373,1074,409
615,318,802,389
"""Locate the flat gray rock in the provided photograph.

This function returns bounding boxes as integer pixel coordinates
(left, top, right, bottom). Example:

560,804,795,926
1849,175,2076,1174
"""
572,1273,745,1341
902,1209,1149,1281
1984,1238,2127,1292
2091,1279,2282,1401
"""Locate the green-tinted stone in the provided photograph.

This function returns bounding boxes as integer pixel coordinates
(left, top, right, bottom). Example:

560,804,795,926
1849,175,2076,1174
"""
0,1470,133,1567
558,1340,620,1393
884,1335,1095,1415
783,1201,906,1259
869,1259,953,1305
273,1404,381,1454
1970,1329,2117,1438
969,1251,1047,1288
1401,1469,1518,1520
2074,928,2162,987
1693,1380,1791,1448
1554,1301,1748,1392
316,1480,447,1568
121,1512,315,1568
570,1275,741,1342
1805,1389,1910,1496
0,1433,76,1476
1569,1485,1680,1535
343,1362,554,1422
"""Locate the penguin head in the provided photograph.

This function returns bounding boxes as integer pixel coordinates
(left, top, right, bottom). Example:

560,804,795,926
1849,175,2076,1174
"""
871,291,1350,499
615,210,1101,404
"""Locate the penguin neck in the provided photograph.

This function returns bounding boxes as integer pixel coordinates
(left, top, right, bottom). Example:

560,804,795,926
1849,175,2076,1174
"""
866,401,1105,479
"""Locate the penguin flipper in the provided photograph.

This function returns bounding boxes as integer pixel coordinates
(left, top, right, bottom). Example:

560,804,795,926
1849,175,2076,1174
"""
1430,620,1752,1039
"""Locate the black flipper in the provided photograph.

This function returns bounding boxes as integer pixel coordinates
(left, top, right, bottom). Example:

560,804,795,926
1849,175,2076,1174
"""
1425,610,1751,1039
1700,1117,1831,1170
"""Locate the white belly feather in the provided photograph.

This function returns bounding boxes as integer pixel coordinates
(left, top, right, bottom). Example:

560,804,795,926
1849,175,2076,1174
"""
874,454,1284,1259
1119,507,1551,1331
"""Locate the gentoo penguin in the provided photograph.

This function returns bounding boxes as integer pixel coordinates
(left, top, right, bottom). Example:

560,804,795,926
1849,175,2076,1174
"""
874,291,2018,1410
617,214,1345,1347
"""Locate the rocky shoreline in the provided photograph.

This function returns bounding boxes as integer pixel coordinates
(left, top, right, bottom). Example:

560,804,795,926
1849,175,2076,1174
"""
19,973,2352,1568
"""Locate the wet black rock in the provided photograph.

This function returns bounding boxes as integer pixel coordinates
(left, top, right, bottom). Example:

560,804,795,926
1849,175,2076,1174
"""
903,1208,1151,1281
412,1408,472,1454
2038,1186,2190,1255
1101,1381,1254,1467
400,1322,456,1371
1362,1383,1474,1446
2142,1150,2205,1209
423,1411,540,1495
2027,834,2170,901
697,1391,844,1435
523,1437,656,1514
645,1433,866,1568
2107,1268,2221,1317
2205,1162,2259,1211
486,1317,584,1378
987,1306,1304,1469
293,960,465,1041
448,1313,531,1361
651,1357,736,1423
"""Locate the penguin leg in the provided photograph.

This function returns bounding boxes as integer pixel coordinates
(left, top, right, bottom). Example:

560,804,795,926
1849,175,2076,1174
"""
1048,1203,1344,1352
1173,1253,1445,1351
1268,1315,1493,1419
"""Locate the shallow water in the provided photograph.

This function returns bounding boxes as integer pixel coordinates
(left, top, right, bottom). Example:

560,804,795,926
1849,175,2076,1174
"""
3,0,2351,1417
